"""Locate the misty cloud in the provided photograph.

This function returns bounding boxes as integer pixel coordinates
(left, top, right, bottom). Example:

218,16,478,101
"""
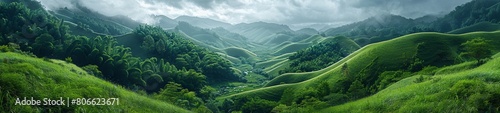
37,0,472,29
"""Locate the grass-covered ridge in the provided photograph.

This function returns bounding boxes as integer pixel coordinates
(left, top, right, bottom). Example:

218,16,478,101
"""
221,31,500,112
0,52,189,113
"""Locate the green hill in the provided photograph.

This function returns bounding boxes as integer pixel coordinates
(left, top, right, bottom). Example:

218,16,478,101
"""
222,31,500,112
296,28,319,35
51,5,135,35
270,35,327,55
322,14,429,45
275,36,360,75
0,52,189,113
262,34,293,45
153,15,178,29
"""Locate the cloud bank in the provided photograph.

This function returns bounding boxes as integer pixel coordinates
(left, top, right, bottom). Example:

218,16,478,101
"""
37,0,471,29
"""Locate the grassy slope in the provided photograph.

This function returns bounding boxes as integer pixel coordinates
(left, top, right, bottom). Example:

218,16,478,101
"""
222,31,500,102
0,52,189,113
270,35,326,55
321,54,500,112
258,35,329,73
272,43,312,55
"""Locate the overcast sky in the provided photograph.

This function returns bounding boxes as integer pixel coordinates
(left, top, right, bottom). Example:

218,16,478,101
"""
38,0,471,29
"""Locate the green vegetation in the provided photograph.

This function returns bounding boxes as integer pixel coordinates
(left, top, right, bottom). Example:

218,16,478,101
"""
323,14,435,46
272,42,311,55
321,56,500,112
0,1,239,112
280,36,360,74
448,22,500,34
222,31,500,112
223,47,257,60
52,5,135,35
226,21,293,43
0,52,189,112
3,0,500,112
460,37,492,64
433,0,500,32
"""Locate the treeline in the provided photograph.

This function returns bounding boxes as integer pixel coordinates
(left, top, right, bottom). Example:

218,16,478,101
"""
432,0,500,32
54,5,132,35
323,14,435,46
0,1,236,111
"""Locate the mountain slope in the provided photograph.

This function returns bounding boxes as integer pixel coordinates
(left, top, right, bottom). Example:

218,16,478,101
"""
51,5,136,36
432,0,500,32
323,14,431,46
222,31,500,111
448,22,500,34
153,15,178,29
0,52,189,113
175,16,231,29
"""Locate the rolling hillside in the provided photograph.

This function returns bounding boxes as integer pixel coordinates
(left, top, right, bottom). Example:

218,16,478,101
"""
0,52,189,113
321,53,500,112
222,31,500,112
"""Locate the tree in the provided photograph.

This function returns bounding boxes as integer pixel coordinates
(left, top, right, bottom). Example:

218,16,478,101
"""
241,98,278,113
141,35,155,52
32,33,55,56
460,38,492,64
342,63,349,76
347,79,367,100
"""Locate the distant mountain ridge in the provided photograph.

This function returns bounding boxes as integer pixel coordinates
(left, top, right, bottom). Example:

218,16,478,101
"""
175,15,232,29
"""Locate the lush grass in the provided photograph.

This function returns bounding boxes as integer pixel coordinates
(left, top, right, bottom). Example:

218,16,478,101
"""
0,52,190,113
320,56,500,112
222,31,500,105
